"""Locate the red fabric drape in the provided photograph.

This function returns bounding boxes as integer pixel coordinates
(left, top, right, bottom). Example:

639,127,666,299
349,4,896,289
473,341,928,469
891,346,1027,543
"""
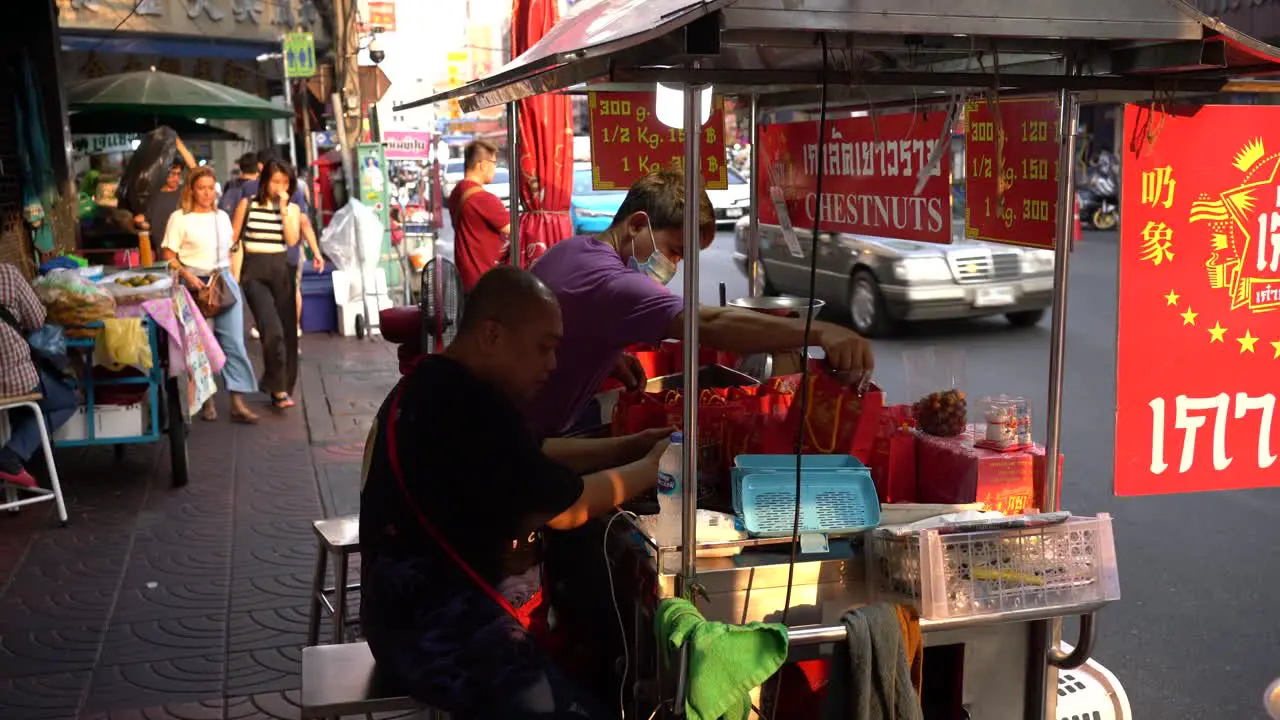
511,0,574,267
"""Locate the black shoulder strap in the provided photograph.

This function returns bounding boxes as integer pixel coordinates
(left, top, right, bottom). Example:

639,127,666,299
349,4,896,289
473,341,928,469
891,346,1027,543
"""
0,304,21,335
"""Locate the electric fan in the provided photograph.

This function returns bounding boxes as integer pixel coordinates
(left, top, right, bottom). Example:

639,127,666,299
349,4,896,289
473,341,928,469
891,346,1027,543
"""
420,256,463,354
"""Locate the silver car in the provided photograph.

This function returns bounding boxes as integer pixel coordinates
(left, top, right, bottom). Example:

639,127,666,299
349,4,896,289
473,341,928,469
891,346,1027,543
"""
733,215,1055,336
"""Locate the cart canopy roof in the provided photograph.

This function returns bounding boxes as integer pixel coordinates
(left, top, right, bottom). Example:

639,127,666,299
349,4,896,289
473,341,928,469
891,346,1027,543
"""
398,0,1280,115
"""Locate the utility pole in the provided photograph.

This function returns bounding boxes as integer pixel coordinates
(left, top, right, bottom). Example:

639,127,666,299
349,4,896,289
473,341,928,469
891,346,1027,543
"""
332,0,362,186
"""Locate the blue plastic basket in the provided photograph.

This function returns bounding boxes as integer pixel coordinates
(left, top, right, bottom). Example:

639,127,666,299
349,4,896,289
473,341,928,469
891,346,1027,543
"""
739,469,881,537
732,454,870,515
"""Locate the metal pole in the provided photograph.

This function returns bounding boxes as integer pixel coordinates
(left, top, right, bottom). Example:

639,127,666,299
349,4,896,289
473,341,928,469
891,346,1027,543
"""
1026,87,1079,720
747,93,761,297
678,82,702,596
507,101,521,267
282,67,298,169
332,92,357,203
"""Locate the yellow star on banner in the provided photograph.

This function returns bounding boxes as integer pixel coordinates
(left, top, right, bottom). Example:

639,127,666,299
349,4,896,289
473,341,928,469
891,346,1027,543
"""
1238,330,1259,353
1180,307,1198,326
1165,290,1180,306
1272,340,1280,359
1209,322,1228,343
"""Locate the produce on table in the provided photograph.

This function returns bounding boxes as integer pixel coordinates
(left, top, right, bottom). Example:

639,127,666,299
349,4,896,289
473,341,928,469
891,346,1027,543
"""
913,389,967,437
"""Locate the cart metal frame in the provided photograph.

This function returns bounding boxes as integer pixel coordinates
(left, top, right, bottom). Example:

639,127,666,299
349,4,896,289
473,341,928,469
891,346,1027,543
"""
397,1,1280,716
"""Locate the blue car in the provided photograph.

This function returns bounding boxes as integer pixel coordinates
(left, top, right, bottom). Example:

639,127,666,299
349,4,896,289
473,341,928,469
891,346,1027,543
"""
571,167,626,235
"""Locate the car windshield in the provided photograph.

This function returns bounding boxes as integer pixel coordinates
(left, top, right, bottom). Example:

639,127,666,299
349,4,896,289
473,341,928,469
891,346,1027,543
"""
574,169,625,195
445,161,464,176
727,168,746,185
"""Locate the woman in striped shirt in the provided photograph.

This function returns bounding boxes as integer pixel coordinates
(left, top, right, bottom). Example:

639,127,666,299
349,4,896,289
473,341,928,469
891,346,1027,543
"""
232,160,302,410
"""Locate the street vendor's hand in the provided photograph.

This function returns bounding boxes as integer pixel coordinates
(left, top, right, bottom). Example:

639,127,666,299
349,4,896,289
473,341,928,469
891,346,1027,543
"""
611,353,647,392
628,426,676,464
181,270,205,290
815,322,875,386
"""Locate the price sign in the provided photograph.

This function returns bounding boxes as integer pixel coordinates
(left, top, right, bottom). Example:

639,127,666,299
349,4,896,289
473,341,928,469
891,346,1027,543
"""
587,91,727,191
1115,104,1280,496
963,97,1061,249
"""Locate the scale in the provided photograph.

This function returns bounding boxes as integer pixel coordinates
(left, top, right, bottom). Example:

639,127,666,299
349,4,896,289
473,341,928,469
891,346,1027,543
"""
725,294,825,379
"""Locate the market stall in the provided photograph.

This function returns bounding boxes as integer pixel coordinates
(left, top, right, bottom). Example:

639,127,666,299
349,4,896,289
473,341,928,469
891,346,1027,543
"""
397,0,1280,717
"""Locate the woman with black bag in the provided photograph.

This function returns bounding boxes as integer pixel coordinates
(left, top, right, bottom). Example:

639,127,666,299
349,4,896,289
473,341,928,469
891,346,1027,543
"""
231,160,302,410
161,165,259,423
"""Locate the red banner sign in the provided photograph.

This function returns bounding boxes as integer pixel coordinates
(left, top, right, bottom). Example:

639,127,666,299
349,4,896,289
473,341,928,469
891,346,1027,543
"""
587,91,728,191
1116,104,1280,496
757,112,951,244
964,97,1061,249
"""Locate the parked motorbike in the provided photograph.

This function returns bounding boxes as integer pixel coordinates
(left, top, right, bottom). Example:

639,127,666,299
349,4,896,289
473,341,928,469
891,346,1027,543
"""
1078,168,1119,231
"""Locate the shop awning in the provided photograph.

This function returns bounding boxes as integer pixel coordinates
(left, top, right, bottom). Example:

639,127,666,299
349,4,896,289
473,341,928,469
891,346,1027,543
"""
61,32,275,62
68,70,293,121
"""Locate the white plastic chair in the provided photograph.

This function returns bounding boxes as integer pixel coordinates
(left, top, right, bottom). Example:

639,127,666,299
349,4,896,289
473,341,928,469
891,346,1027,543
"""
0,392,68,526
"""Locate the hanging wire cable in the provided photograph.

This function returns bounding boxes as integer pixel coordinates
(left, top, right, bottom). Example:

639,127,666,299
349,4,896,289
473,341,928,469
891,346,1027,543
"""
768,31,832,719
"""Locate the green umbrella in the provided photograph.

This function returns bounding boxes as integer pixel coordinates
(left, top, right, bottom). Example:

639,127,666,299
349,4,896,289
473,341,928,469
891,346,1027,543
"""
68,69,293,120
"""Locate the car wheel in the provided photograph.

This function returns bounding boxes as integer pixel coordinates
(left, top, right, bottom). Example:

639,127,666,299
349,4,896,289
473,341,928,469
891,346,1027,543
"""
1092,207,1118,231
849,270,891,337
1006,309,1046,327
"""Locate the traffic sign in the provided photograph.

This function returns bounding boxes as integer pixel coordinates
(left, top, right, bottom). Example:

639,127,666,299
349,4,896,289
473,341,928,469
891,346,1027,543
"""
284,33,317,78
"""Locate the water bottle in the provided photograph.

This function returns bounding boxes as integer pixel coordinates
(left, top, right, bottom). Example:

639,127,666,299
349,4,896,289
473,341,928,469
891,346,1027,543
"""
655,432,684,547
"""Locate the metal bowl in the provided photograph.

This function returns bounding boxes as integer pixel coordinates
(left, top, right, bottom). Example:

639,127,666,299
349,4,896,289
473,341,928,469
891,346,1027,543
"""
727,295,825,320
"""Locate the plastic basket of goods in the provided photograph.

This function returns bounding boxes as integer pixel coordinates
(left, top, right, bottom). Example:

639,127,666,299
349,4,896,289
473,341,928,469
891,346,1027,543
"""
739,468,880,537
103,271,173,304
33,269,117,337
869,512,1120,620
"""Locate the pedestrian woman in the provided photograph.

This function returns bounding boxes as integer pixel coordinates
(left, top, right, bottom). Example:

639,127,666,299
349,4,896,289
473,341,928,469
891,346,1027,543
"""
231,160,302,410
160,165,260,423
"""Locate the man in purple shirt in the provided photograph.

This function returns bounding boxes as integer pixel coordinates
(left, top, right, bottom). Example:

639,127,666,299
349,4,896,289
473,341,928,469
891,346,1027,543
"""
528,169,875,439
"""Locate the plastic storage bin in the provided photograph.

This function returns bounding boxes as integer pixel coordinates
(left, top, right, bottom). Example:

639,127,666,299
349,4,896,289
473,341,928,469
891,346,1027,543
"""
739,469,880,537
732,454,869,515
869,513,1120,620
300,265,338,334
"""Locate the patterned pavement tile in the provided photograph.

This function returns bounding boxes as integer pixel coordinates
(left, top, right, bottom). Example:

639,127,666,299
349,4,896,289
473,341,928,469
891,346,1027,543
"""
232,493,322,523
0,624,105,678
226,572,313,613
112,576,230,623
226,606,309,653
84,655,225,714
0,583,118,629
224,645,301,696
122,544,232,583
0,670,92,720
6,547,128,589
78,697,226,720
229,517,312,545
99,614,227,666
229,539,317,577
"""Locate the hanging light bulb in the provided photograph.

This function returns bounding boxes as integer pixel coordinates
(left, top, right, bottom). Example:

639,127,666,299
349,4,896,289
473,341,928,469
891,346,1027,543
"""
654,82,713,130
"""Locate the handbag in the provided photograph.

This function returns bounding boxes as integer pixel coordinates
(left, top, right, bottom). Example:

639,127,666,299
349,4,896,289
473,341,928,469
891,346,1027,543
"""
184,212,237,318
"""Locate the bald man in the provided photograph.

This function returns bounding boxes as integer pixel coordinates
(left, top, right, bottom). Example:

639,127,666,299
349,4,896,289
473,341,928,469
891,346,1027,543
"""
359,266,671,719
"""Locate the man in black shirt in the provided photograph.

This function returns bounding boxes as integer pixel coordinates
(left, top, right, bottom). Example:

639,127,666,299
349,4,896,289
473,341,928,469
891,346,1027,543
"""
360,266,670,719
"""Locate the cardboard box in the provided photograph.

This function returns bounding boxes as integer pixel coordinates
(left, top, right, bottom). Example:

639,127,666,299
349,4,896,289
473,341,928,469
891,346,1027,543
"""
914,425,1050,515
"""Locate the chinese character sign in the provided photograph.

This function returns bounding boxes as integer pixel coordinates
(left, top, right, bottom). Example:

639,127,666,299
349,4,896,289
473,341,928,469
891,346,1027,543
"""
1115,104,1280,496
587,91,728,191
964,97,1061,249
757,112,951,244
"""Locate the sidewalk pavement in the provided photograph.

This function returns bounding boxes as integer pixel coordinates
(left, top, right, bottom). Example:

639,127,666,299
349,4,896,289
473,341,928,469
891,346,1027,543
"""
0,334,403,720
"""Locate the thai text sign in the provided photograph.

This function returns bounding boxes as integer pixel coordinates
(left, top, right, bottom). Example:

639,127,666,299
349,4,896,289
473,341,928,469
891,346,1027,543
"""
587,91,728,191
382,130,433,160
757,112,951,244
964,97,1061,249
1115,104,1280,495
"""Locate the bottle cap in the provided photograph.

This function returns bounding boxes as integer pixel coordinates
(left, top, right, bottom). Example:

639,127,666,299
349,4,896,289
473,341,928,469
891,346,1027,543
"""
670,431,684,444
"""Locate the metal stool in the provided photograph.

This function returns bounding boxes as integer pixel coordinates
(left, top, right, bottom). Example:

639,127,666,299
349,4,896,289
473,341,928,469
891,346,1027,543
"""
0,393,68,526
308,514,361,645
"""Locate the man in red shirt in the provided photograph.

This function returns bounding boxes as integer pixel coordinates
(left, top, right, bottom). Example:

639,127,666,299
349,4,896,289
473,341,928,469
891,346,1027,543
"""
448,140,510,290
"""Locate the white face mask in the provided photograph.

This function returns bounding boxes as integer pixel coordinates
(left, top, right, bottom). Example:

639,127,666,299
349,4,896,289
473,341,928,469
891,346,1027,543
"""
627,216,677,286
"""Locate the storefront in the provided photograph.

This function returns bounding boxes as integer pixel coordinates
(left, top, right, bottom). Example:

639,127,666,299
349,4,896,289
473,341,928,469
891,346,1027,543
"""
56,0,330,180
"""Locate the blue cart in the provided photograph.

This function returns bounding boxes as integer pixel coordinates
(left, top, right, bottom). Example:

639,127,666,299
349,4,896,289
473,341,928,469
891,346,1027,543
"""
57,317,190,487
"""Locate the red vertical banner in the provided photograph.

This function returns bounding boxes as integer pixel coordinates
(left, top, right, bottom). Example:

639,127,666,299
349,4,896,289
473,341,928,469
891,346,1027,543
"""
1115,104,1280,496
964,97,1062,249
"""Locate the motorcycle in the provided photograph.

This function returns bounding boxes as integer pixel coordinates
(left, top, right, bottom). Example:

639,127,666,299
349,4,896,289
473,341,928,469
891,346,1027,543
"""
1078,167,1119,231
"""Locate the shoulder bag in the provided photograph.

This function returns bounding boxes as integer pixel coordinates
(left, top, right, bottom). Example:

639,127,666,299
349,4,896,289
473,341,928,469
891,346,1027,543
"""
185,212,238,318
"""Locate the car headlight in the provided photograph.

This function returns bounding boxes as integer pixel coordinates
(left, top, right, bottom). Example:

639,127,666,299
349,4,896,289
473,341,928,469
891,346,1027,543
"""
1020,249,1055,275
892,257,952,283
576,208,613,218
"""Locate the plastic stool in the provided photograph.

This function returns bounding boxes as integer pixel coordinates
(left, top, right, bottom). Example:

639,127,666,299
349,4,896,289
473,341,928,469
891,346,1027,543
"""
0,393,68,526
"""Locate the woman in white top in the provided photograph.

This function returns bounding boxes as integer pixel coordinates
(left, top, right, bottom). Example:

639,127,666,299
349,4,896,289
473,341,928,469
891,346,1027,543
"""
231,160,302,410
161,166,259,423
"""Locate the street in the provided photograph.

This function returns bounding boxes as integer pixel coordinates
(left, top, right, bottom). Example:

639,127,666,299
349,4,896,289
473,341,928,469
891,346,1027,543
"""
440,221,1277,717
681,228,1275,719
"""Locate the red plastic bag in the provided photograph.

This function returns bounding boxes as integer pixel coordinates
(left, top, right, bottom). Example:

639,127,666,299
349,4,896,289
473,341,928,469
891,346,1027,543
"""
787,361,884,459
870,413,918,503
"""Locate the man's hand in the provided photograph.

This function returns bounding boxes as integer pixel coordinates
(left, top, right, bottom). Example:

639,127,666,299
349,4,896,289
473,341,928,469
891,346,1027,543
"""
628,426,675,464
611,353,647,392
815,323,875,385
311,255,325,273
133,214,149,232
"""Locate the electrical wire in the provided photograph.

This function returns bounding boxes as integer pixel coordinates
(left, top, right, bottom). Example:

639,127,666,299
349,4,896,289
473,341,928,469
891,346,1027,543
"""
769,31,832,719
605,510,639,720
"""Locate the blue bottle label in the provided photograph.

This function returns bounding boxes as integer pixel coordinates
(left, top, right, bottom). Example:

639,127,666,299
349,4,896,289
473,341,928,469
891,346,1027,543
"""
657,471,678,495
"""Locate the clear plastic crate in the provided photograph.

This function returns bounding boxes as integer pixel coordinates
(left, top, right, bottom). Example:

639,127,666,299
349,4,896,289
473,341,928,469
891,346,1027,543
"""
869,513,1120,620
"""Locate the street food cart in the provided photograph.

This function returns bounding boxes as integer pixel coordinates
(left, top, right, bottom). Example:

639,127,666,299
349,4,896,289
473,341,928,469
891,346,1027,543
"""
398,0,1280,716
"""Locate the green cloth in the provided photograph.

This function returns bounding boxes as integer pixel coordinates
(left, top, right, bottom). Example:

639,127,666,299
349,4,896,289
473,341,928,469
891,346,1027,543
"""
656,598,789,720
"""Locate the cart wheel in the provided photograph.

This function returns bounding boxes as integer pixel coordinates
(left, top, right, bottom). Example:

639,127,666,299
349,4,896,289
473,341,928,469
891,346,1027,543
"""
113,444,125,462
355,314,366,340
165,377,190,488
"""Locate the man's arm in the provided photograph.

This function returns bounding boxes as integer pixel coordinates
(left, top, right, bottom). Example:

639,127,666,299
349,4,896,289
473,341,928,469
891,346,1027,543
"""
546,453,662,531
174,137,197,169
664,306,876,376
543,427,672,475
3,266,46,332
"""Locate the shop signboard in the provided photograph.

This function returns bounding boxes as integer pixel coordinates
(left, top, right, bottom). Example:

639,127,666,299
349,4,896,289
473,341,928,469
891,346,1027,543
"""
1115,104,1280,496
284,32,317,79
757,112,952,245
357,142,399,286
587,91,728,191
73,133,138,155
383,130,433,161
56,0,326,44
963,97,1061,249
360,0,397,32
